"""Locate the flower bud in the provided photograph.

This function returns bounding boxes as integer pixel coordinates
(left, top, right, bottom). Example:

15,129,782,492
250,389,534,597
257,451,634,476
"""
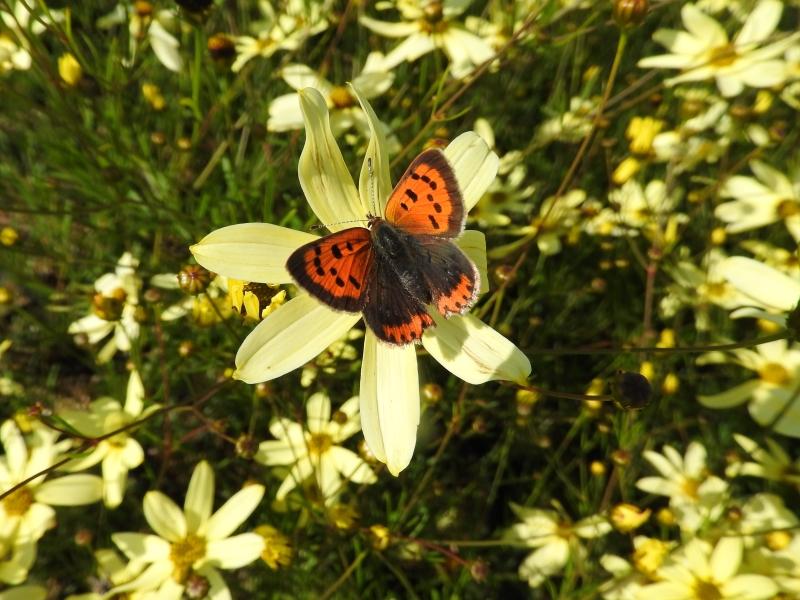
613,0,648,27
178,265,212,295
208,33,235,61
235,434,257,459
368,525,391,551
610,503,651,532
612,370,652,410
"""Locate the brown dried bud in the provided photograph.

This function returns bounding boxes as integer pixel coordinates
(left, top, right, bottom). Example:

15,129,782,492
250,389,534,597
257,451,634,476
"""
422,383,443,405
207,33,235,61
613,0,648,26
235,434,258,459
177,265,211,295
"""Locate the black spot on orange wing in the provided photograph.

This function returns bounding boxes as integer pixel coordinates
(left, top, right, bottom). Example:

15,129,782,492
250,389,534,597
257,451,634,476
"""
286,227,373,312
362,258,434,345
416,237,480,318
384,149,465,238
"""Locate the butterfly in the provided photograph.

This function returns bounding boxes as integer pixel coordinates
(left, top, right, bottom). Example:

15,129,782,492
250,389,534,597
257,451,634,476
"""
286,148,480,345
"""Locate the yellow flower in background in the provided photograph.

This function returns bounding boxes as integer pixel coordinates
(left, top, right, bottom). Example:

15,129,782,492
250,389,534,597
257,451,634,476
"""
58,370,160,508
191,86,530,475
726,434,800,485
626,116,665,155
360,0,496,79
638,0,800,97
636,442,728,532
57,52,82,86
635,538,777,599
254,525,292,570
255,393,375,504
67,252,141,364
105,461,264,598
508,503,611,588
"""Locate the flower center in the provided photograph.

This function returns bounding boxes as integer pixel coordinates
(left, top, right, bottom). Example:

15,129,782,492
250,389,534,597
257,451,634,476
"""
307,433,333,457
134,1,154,18
92,289,127,321
707,44,738,67
759,362,790,385
680,477,699,500
169,534,206,583
3,487,33,516
777,199,800,218
419,2,447,33
704,281,727,300
694,580,723,600
329,86,355,109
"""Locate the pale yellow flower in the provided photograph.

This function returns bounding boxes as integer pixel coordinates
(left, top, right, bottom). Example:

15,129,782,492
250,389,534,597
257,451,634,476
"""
67,252,141,364
0,1,61,73
360,0,495,79
508,503,611,588
727,434,800,485
638,0,800,97
699,339,800,438
636,442,728,532
635,537,778,599
106,461,265,598
599,537,674,600
256,393,375,504
59,370,160,508
191,86,531,475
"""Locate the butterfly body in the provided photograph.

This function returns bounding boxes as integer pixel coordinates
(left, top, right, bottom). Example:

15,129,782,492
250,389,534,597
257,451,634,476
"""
287,149,479,345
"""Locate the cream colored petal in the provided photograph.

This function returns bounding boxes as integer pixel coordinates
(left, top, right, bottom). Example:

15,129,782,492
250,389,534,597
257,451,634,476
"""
638,52,696,70
423,312,531,385
456,230,488,294
359,330,420,475
298,88,364,230
519,540,570,581
111,532,171,562
190,223,315,284
125,369,145,416
306,392,332,434
267,93,304,132
652,29,709,57
255,439,302,465
143,491,187,542
699,380,760,408
715,199,777,232
351,69,394,99
635,582,694,599
441,27,495,72
359,16,421,38
381,33,438,70
275,459,314,500
573,515,612,538
205,533,265,569
710,537,742,582
281,64,332,95
751,389,800,438
351,84,392,218
35,474,103,506
681,4,727,47
444,132,499,211
202,484,264,541
683,442,707,479
0,420,28,482
722,575,779,599
105,561,172,596
17,503,55,542
101,452,127,508
68,314,113,343
719,256,800,311
148,21,182,72
315,455,343,501
715,74,745,98
736,0,782,46
234,294,361,383
184,461,214,534
329,446,377,484
199,565,232,600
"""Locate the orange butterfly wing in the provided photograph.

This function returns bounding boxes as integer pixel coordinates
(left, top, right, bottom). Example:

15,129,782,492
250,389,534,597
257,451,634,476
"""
286,227,373,312
384,149,464,238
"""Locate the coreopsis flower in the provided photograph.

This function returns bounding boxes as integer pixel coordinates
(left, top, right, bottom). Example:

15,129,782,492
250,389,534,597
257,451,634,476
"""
635,537,778,599
58,370,160,508
360,0,496,79
599,537,674,600
105,461,265,598
255,393,375,504
268,53,394,136
738,240,800,279
97,2,183,72
0,1,61,73
726,433,800,485
190,86,531,475
507,503,611,588
586,179,686,247
637,0,800,97
0,534,35,586
636,442,728,532
68,252,141,364
716,161,800,242
231,0,329,73
535,97,597,145
0,420,103,545
254,525,292,570
699,339,800,438
152,272,234,325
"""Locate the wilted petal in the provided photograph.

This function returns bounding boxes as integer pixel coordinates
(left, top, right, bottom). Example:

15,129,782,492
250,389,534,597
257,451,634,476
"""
444,132,499,211
234,294,360,383
423,312,531,384
359,330,420,475
298,88,364,230
190,223,315,284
